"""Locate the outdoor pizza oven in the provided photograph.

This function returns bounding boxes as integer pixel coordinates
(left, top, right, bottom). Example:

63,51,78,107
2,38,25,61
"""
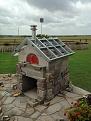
15,25,74,101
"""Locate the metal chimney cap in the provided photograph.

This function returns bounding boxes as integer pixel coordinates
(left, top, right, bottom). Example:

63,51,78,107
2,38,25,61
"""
30,25,37,27
30,25,37,31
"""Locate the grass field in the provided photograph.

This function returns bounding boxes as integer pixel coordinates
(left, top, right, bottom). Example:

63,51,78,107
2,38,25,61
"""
0,52,18,73
0,45,91,92
69,44,91,92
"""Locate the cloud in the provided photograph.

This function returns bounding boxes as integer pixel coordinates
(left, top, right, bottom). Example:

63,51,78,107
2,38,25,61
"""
26,0,75,12
0,0,91,35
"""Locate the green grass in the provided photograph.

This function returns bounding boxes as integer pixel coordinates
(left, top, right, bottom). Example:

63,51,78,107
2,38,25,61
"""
69,44,91,92
0,45,91,92
0,52,18,74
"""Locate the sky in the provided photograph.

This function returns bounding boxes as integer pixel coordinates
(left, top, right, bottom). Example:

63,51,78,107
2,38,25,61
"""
0,0,91,35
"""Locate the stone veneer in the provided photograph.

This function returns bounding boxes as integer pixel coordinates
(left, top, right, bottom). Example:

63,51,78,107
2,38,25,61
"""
17,57,69,101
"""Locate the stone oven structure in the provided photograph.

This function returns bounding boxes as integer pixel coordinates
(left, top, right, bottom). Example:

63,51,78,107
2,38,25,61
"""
14,25,74,101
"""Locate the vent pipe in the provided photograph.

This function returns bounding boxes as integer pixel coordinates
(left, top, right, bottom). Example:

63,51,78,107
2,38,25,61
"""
31,25,37,40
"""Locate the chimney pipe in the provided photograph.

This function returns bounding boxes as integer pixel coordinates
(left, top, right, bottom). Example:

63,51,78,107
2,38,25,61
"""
31,25,37,40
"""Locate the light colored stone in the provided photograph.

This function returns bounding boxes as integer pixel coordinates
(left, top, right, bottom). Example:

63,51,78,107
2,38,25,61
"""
31,111,40,119
72,85,91,95
46,103,63,114
0,96,7,105
36,115,54,121
27,100,39,107
4,107,23,116
50,96,64,105
12,97,27,109
24,107,34,116
2,104,14,113
3,97,15,105
65,91,81,99
14,116,33,121
41,113,47,116
35,105,46,112
37,90,46,100
65,97,77,105
59,99,70,109
0,91,9,97
50,112,62,120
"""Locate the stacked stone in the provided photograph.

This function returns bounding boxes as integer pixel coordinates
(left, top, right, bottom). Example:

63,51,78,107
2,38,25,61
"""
37,79,46,101
63,68,69,89
52,71,61,96
46,73,54,101
37,67,70,101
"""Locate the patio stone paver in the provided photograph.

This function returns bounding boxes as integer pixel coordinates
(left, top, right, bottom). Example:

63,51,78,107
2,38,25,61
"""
46,102,63,114
35,105,46,112
36,115,55,121
31,111,41,119
0,74,85,121
14,116,33,121
3,97,15,105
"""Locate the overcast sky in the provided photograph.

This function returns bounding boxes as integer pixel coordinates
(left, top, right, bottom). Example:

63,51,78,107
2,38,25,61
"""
0,0,91,35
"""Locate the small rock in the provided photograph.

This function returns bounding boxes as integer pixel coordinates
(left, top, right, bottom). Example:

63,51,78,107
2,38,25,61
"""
8,74,12,77
41,113,47,116
12,85,17,90
3,116,10,121
0,82,4,87
12,90,22,97
0,107,2,113
44,101,50,107
0,112,3,117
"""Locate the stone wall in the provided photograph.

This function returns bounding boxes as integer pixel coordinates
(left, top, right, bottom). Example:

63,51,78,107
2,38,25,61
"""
16,57,69,101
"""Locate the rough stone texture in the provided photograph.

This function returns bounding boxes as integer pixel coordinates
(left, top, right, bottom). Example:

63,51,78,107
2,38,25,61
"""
3,97,15,105
36,115,55,121
4,107,24,116
0,74,86,121
50,96,64,105
37,90,46,100
17,56,70,101
35,105,46,112
46,103,63,114
31,111,40,119
12,97,27,109
14,116,33,121
23,106,34,117
50,112,63,121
